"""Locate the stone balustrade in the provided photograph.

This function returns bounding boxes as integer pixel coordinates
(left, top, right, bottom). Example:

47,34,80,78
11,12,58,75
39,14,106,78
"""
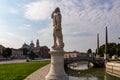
106,62,120,78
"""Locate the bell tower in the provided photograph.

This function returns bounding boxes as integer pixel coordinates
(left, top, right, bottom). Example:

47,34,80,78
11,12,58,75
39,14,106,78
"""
36,39,40,47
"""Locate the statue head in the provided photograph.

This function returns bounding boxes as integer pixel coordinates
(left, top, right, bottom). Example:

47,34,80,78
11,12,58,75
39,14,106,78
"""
54,7,60,13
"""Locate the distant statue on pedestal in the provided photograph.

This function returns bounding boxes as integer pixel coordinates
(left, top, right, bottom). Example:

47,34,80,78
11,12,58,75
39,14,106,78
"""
51,7,64,50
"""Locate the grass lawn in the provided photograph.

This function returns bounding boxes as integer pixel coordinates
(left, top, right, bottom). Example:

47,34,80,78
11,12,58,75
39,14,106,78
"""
0,60,50,80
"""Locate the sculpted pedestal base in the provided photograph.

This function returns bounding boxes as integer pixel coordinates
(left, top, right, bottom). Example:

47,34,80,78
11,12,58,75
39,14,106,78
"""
45,49,69,80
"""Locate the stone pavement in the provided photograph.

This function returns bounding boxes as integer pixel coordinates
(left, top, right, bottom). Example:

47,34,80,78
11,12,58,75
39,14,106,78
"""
0,59,50,64
24,64,50,80
0,59,26,64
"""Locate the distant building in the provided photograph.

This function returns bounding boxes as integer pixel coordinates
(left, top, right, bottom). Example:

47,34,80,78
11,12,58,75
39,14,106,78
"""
0,45,4,54
0,45,4,58
21,39,50,58
39,46,50,58
64,51,87,58
11,48,25,59
0,39,50,59
22,43,30,49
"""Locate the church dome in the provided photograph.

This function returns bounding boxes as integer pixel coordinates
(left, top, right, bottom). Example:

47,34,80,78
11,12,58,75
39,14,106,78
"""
22,43,29,49
30,40,35,48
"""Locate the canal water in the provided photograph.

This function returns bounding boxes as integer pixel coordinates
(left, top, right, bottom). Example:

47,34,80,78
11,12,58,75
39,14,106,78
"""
67,62,120,80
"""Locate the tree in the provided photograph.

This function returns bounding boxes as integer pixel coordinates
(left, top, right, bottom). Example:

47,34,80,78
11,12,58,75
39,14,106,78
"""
96,43,118,58
2,48,12,59
22,48,28,55
98,44,105,57
29,51,35,60
116,43,120,57
108,43,117,57
87,49,92,54
87,49,92,57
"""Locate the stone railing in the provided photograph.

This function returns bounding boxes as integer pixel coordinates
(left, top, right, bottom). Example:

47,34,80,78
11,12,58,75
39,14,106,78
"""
106,62,120,78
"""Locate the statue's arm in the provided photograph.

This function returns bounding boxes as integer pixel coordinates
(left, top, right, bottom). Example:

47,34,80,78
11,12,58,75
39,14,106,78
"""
51,12,54,19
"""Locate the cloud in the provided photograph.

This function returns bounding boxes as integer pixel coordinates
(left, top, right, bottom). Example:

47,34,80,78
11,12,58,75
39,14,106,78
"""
24,0,55,20
18,24,31,30
9,8,18,14
0,28,26,48
23,0,120,51
0,22,6,29
6,32,26,41
37,27,51,37
36,24,53,48
0,2,19,15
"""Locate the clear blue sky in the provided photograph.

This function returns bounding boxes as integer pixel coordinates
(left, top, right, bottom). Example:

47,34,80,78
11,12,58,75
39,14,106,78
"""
0,0,120,52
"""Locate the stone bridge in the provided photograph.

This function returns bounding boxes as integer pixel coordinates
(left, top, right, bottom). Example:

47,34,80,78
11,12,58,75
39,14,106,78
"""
64,57,105,68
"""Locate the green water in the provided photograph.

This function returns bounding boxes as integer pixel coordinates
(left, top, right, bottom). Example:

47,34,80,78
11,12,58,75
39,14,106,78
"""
67,68,120,80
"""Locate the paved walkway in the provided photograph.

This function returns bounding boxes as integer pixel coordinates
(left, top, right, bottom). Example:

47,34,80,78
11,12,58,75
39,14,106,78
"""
24,64,50,80
0,59,26,64
24,63,101,80
0,59,50,64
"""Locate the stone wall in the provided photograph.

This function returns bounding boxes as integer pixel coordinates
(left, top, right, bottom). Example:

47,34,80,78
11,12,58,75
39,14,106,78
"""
106,62,120,78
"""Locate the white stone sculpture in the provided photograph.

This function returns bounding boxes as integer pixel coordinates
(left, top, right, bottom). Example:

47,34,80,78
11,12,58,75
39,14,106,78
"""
51,7,64,50
45,7,69,80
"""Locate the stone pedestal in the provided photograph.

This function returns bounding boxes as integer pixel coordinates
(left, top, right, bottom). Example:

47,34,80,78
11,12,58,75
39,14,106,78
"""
45,49,69,80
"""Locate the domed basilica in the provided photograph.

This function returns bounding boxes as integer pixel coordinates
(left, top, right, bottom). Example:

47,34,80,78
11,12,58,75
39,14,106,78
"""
22,39,50,58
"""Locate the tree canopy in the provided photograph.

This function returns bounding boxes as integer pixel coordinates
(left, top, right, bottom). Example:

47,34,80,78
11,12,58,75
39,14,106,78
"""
2,48,12,58
87,49,92,54
96,43,120,58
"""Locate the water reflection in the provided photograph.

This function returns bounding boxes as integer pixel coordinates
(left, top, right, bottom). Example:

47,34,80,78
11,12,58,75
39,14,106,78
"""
70,64,88,70
67,62,120,80
69,76,97,80
69,62,88,70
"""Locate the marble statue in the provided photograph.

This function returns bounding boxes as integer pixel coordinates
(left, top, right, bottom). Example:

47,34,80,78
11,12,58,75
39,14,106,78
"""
45,7,69,80
51,7,64,50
